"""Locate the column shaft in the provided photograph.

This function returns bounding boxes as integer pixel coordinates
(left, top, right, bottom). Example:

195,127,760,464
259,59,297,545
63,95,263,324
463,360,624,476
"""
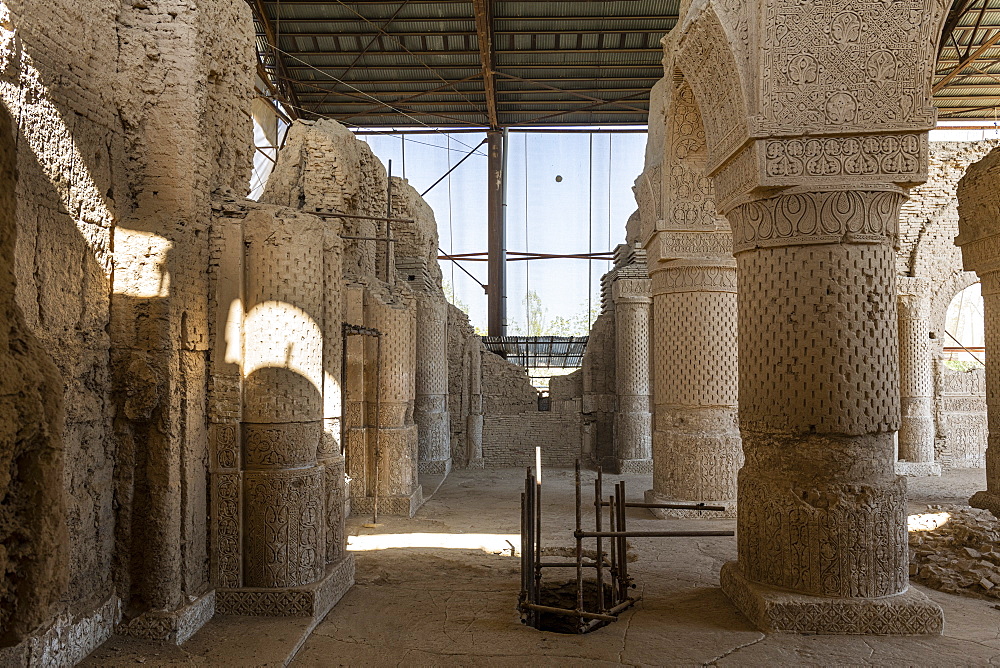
613,279,652,472
416,295,452,474
647,257,741,516
896,278,940,476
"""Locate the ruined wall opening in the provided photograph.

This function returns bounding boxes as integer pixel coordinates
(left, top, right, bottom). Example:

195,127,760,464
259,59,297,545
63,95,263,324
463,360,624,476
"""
944,283,986,370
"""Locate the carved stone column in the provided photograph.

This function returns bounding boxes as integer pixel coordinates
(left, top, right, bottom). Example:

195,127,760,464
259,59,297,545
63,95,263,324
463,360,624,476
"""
415,295,452,474
645,252,741,517
718,189,942,633
970,271,1000,515
612,278,653,473
351,290,423,518
957,150,1000,516
466,337,485,469
896,277,941,476
215,208,354,618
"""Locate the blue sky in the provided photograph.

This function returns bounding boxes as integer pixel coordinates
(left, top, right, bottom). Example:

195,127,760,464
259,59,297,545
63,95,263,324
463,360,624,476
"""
359,129,648,333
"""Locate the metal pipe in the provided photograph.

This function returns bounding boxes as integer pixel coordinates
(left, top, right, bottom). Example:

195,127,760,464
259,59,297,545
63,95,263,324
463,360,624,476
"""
595,468,604,613
616,482,626,600
538,562,600,568
486,129,507,335
340,235,398,242
606,598,639,616
520,603,617,623
600,501,727,511
534,463,542,610
608,493,617,605
317,211,414,224
575,530,736,538
575,461,584,621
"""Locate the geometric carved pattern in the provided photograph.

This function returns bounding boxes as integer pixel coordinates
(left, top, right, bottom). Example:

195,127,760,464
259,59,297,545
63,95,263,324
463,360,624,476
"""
756,1,940,136
764,134,925,180
654,279,738,408
213,472,242,589
720,561,944,635
737,451,907,598
735,235,900,435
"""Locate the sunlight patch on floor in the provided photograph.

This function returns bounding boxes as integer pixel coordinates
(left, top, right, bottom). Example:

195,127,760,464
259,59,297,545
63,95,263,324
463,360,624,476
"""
347,532,520,556
907,512,950,532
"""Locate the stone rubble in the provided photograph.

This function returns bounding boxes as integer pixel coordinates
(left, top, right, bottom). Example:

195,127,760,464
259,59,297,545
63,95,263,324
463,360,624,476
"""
909,505,1000,599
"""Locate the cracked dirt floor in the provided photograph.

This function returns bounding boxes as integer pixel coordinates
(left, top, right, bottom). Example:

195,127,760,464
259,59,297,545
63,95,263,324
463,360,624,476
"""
86,467,1000,666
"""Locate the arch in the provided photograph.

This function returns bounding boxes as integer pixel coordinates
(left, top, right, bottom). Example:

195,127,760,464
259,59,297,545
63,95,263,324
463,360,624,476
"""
671,3,752,176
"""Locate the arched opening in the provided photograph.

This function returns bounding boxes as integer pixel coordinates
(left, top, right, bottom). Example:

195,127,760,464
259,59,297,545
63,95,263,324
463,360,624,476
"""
944,282,985,370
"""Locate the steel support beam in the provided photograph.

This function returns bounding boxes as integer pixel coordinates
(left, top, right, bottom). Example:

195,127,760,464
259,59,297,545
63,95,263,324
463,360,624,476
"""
472,0,499,129
487,129,507,336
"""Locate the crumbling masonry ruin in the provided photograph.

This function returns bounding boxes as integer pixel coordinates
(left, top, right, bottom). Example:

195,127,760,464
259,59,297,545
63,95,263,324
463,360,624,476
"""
10,0,1000,662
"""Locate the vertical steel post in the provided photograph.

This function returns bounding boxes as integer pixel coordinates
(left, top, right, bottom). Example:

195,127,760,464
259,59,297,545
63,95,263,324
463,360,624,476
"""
487,130,506,336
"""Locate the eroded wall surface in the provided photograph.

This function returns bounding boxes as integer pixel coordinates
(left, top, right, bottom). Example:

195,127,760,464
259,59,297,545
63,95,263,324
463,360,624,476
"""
1,0,255,660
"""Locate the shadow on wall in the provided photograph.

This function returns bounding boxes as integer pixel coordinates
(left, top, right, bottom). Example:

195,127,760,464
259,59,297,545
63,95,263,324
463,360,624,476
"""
0,100,68,648
0,6,200,647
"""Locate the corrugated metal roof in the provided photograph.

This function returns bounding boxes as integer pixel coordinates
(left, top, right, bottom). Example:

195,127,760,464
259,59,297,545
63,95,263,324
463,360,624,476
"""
256,0,678,127
256,1,1000,127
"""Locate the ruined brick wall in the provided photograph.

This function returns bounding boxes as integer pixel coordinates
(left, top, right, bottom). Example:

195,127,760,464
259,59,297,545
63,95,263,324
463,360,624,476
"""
898,141,997,469
1,0,254,657
580,311,615,468
481,352,538,415
482,413,583,468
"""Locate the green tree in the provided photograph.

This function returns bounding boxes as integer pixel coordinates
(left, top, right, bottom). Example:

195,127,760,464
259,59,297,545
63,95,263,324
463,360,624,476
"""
522,290,599,336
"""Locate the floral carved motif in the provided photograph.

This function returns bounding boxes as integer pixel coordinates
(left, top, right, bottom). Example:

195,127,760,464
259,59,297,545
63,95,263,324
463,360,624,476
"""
757,0,941,134
728,190,902,253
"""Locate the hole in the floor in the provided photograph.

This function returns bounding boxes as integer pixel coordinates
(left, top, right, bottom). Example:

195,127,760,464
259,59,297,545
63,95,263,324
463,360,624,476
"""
533,580,615,634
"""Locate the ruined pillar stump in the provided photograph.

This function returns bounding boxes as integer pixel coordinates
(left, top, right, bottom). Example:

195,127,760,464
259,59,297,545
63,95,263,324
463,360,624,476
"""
214,209,353,618
896,277,941,477
969,271,1000,515
349,290,423,518
719,190,943,634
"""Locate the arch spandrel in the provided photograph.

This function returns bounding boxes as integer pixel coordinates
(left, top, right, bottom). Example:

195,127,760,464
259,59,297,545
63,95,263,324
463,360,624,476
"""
675,0,950,214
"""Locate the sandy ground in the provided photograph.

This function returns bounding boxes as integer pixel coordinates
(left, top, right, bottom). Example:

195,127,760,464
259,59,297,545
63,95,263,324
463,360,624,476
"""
85,467,1000,666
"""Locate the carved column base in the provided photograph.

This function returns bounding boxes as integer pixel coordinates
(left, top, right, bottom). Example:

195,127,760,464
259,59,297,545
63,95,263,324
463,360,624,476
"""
617,458,653,475
0,593,121,666
118,590,216,645
895,461,942,477
416,400,452,471
351,485,425,518
216,556,355,618
418,457,452,475
720,562,943,635
466,457,485,470
644,489,736,518
970,490,1000,518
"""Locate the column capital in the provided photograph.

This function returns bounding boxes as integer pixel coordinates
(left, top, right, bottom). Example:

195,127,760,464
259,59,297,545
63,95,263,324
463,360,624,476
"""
726,188,904,255
611,277,652,304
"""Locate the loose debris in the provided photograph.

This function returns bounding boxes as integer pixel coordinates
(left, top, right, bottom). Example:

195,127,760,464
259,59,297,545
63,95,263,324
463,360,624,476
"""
909,505,1000,599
